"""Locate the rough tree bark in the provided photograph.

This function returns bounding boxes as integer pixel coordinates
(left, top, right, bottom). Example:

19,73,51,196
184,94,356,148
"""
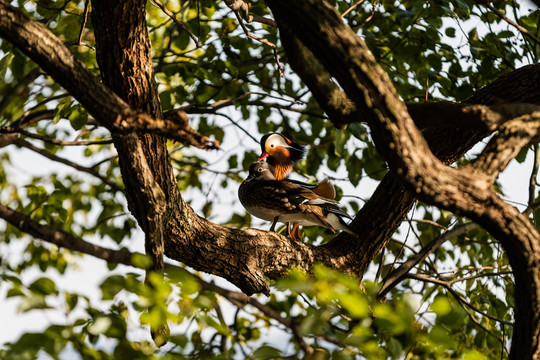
1,0,540,356
264,1,540,359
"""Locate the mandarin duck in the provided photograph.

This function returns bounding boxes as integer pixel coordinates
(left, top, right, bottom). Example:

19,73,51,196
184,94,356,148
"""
238,161,354,236
258,132,336,199
258,132,338,238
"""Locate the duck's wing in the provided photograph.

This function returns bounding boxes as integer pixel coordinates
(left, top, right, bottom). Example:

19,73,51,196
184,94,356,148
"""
280,181,321,204
285,178,336,200
324,205,353,220
281,182,343,210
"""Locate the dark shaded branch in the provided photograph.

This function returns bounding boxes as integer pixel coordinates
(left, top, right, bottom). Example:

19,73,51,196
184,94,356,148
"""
263,1,540,358
0,1,218,150
408,273,513,326
223,0,277,27
151,0,201,47
0,126,113,146
277,24,358,128
378,222,480,299
0,0,123,125
481,2,540,46
407,102,540,131
0,202,133,265
117,110,219,150
0,67,41,116
468,112,540,181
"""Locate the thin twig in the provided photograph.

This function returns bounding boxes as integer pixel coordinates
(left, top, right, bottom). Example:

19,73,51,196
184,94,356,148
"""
527,145,540,213
0,202,133,265
440,271,513,285
0,68,42,117
150,0,201,47
77,0,90,46
463,303,509,356
387,206,416,279
214,112,258,143
0,126,113,146
374,247,385,283
406,218,447,229
189,91,301,111
233,11,284,77
378,221,477,299
482,2,540,46
249,297,314,355
24,94,70,116
407,273,514,326
234,11,275,49
341,0,365,18
352,0,377,30
199,279,312,354
223,0,277,27
13,138,123,192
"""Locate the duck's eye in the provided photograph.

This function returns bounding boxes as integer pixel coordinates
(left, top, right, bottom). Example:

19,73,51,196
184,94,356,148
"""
258,167,264,172
270,144,275,148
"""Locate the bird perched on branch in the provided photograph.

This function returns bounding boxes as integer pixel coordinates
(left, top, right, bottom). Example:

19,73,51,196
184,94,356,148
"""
238,161,354,236
258,132,336,199
258,132,338,238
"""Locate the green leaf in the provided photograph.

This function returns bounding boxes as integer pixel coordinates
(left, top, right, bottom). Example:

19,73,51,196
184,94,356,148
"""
7,286,25,298
131,253,153,269
100,275,126,300
18,294,51,312
515,146,529,163
87,316,112,335
340,292,369,318
53,97,73,124
252,345,282,359
445,27,456,38
65,292,79,312
430,296,452,316
68,104,88,130
29,277,57,296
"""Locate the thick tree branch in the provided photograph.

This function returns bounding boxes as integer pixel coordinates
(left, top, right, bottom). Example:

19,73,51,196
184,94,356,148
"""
0,203,133,265
4,0,540,356
264,0,540,358
407,102,540,131
468,112,540,181
0,0,218,150
278,24,358,128
115,110,218,150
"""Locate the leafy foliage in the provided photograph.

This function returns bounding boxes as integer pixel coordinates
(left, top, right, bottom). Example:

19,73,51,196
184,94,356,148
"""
0,0,538,358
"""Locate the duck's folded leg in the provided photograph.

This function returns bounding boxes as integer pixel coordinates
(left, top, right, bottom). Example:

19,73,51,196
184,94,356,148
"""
289,223,302,241
269,216,279,232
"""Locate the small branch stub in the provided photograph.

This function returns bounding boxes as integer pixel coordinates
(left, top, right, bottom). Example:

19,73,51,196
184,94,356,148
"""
114,109,220,150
